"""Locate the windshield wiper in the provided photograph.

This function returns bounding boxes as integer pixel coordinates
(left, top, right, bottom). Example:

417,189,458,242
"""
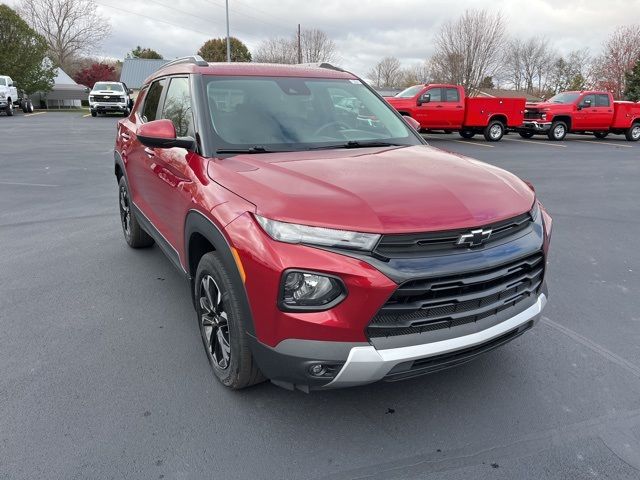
216,146,272,154
308,140,407,150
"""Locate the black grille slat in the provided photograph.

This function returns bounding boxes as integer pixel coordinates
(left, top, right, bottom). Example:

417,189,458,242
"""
94,95,121,102
524,110,542,119
367,252,544,338
375,212,532,258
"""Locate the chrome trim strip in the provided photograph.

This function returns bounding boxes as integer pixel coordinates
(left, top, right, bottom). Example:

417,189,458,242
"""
324,293,547,388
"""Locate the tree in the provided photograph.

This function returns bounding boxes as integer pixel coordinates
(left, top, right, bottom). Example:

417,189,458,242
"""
130,46,163,60
252,28,336,64
0,4,56,94
429,9,507,91
198,37,251,62
504,37,555,93
19,0,110,72
479,76,495,89
593,25,640,98
625,59,640,101
72,63,117,88
398,62,430,88
547,49,591,95
367,57,402,88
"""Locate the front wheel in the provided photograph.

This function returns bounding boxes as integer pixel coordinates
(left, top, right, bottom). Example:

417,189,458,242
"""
625,123,640,142
519,131,535,139
483,120,504,142
459,129,475,139
91,109,97,117
118,176,154,248
5,102,14,116
593,131,609,139
195,252,265,389
548,121,567,141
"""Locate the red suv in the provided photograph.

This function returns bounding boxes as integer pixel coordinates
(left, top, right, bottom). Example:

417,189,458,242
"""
115,56,552,391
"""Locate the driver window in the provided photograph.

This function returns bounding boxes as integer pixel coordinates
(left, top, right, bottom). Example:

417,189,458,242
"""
581,94,595,107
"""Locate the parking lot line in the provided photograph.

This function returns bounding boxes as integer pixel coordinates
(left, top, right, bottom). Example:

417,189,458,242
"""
82,113,91,118
503,138,567,148
24,112,47,117
0,181,60,187
573,139,634,148
450,139,495,148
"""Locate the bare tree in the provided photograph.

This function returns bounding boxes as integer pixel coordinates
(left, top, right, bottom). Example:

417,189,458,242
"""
399,62,430,88
367,56,402,88
300,28,336,63
429,9,507,91
504,37,555,94
592,24,640,98
253,37,298,64
20,0,110,71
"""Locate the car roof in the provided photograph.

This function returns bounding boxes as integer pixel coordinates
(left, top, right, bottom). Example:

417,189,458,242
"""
145,62,358,86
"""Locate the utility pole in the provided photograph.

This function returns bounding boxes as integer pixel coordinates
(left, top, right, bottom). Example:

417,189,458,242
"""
297,24,302,64
225,0,231,62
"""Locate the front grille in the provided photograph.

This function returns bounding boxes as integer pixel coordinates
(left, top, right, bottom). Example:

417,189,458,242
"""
524,110,542,119
94,95,121,102
367,251,544,338
374,212,532,258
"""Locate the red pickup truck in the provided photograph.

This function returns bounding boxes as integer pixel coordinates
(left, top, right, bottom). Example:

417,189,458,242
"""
521,91,640,141
385,84,526,141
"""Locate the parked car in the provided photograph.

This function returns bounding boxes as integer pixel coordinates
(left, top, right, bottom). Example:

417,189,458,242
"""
0,75,35,115
115,56,552,391
521,91,640,141
88,81,134,117
385,84,526,141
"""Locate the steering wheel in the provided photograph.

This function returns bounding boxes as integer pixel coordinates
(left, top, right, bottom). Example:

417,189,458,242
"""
313,121,352,137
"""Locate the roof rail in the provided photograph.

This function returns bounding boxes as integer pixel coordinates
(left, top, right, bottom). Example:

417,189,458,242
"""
297,62,345,72
162,55,209,69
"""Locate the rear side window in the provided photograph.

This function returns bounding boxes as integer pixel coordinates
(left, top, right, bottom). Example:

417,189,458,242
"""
142,79,166,122
161,77,194,137
596,94,610,107
427,88,442,102
445,88,460,102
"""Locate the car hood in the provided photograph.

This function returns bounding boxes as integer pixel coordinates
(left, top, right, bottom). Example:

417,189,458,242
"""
385,97,415,108
208,146,535,234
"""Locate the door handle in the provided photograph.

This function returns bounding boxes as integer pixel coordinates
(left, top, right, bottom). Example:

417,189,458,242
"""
120,132,130,140
435,105,443,108
456,105,463,108
144,147,156,158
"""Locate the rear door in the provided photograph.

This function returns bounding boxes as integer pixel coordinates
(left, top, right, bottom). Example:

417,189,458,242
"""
593,94,614,129
443,87,464,128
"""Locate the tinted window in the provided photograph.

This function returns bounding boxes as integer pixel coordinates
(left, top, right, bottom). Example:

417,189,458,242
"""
445,88,460,102
0,78,5,86
426,88,442,102
581,94,596,107
161,77,194,137
596,94,610,107
142,79,166,122
94,82,124,92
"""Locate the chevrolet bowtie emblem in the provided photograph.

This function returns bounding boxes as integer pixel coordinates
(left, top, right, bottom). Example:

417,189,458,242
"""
457,228,492,247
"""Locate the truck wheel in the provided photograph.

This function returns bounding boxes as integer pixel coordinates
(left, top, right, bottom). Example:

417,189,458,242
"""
459,129,475,139
91,110,97,117
27,100,34,113
548,121,567,141
483,120,504,142
195,252,265,389
593,131,609,139
625,123,640,142
123,108,130,117
118,176,154,248
5,102,14,116
519,131,535,139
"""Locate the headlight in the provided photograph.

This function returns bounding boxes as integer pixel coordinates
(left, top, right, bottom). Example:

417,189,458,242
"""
541,113,547,120
255,215,380,251
89,96,94,101
280,270,345,310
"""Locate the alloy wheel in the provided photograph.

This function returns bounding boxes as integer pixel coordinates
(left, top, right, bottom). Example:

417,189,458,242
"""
119,184,131,238
632,125,640,140
199,275,231,370
490,124,502,139
553,124,565,139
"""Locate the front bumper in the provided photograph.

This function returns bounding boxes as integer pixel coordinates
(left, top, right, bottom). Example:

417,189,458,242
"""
91,102,127,111
522,121,552,132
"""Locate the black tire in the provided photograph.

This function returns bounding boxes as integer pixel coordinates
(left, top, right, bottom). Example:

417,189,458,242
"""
483,120,504,142
519,131,535,139
27,100,34,113
6,102,14,116
195,252,265,389
123,108,130,117
91,110,97,117
117,176,154,248
459,129,475,139
625,123,640,142
547,121,567,141
593,131,609,139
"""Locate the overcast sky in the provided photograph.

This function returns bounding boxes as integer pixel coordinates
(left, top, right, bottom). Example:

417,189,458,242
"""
5,0,640,77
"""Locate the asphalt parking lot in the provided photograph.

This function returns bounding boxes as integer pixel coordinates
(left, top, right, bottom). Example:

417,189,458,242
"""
1,112,639,479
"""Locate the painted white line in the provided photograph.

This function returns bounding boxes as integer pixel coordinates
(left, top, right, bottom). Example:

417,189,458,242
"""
573,139,634,148
24,111,47,117
450,139,495,148
82,113,91,118
0,181,60,187
504,138,567,148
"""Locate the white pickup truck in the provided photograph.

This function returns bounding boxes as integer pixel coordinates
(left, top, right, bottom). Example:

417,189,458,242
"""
88,81,134,117
0,75,34,116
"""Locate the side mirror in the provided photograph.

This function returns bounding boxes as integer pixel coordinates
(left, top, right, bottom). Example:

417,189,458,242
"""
404,116,420,131
10,81,16,87
128,88,134,94
136,119,195,150
417,93,430,106
85,87,91,93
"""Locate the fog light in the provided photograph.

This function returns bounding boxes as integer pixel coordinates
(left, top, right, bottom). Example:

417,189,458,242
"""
280,270,345,311
309,364,327,376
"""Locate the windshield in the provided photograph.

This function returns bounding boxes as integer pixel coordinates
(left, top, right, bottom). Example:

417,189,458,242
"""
395,85,424,98
547,92,580,104
93,82,123,92
204,76,420,151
